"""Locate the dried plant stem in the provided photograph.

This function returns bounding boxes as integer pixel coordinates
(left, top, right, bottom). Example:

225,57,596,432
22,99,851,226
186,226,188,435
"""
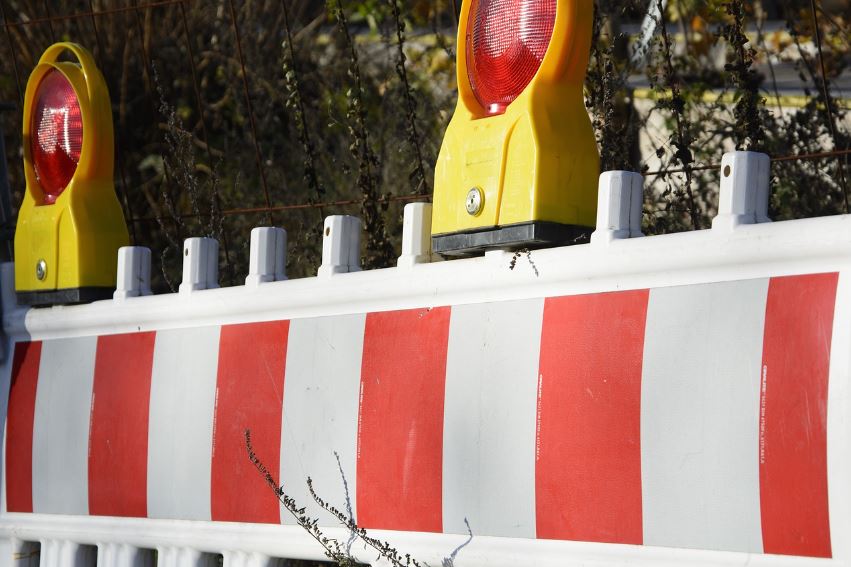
388,0,430,195
331,0,395,268
656,0,700,230
282,0,324,204
724,0,765,152
807,0,849,211
245,430,354,565
245,429,426,567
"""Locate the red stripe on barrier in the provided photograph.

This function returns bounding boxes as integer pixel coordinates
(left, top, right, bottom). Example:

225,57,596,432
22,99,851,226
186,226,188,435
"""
89,332,156,517
212,321,289,524
6,341,42,513
536,290,648,544
760,273,838,558
357,307,450,532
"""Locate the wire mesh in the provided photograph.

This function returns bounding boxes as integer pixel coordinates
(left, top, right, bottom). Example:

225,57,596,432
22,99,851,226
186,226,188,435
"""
0,0,847,282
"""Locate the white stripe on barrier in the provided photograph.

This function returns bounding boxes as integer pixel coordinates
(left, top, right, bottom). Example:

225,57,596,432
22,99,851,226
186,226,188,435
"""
280,315,365,525
32,337,97,516
641,280,767,552
0,336,17,516
147,327,220,521
827,273,851,560
442,299,543,538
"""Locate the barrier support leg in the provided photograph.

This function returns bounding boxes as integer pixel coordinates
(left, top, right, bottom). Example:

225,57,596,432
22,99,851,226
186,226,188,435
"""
97,543,154,567
156,548,219,567
1,539,40,567
222,550,278,567
40,540,96,567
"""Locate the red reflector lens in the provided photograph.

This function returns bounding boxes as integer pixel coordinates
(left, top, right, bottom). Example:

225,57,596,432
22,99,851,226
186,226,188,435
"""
30,69,83,204
467,0,557,115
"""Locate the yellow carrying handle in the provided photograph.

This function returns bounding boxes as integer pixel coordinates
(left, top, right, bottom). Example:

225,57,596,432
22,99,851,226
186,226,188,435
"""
537,0,594,84
24,42,115,191
37,42,104,104
456,0,593,116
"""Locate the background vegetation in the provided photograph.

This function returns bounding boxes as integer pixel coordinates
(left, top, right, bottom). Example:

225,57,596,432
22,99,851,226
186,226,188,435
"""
0,0,848,289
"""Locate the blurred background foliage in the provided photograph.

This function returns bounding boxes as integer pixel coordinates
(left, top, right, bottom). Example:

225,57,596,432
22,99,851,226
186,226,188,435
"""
0,0,848,289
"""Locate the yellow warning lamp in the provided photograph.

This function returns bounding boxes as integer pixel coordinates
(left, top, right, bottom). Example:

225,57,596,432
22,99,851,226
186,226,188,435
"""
15,43,128,305
432,0,599,255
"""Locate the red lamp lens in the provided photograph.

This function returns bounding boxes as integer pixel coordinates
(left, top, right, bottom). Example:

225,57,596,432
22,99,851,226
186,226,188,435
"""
30,69,83,204
467,0,557,115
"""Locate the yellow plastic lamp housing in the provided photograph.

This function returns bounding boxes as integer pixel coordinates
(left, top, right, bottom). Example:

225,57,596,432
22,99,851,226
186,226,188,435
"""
431,0,599,255
14,42,129,305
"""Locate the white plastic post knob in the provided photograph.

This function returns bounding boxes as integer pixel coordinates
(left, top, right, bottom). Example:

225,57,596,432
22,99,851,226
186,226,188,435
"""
114,246,153,300
712,151,771,231
318,216,361,277
179,237,219,294
246,227,287,287
591,171,645,245
398,203,433,268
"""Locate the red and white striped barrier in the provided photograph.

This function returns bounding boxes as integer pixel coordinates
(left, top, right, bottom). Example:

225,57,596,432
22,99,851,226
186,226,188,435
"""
3,272,841,558
1,158,851,567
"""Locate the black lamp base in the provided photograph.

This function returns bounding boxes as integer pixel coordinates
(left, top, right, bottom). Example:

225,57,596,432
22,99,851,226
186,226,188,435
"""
17,287,115,307
432,221,592,258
